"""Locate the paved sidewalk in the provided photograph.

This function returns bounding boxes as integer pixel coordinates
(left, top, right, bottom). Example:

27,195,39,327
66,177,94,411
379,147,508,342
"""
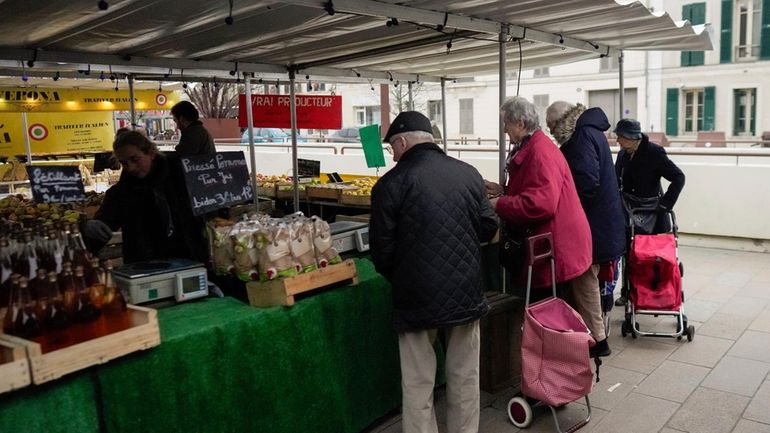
365,245,770,433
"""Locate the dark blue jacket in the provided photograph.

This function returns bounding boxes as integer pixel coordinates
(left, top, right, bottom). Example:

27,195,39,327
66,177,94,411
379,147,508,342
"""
615,133,685,210
560,108,626,263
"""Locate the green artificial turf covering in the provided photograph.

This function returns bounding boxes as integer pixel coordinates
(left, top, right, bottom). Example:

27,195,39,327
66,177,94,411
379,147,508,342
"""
0,259,422,433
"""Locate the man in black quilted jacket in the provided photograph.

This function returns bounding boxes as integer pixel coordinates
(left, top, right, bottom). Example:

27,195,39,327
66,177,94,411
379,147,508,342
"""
370,111,498,433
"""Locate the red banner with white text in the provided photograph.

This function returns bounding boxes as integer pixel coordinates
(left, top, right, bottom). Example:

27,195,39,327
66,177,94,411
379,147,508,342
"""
238,94,342,129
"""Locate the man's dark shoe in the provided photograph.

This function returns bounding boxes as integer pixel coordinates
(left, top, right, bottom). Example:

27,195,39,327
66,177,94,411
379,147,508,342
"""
614,295,627,306
589,339,611,358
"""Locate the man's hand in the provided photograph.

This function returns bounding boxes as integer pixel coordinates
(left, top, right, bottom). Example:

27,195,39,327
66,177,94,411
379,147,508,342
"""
82,219,113,244
489,196,500,210
484,180,503,197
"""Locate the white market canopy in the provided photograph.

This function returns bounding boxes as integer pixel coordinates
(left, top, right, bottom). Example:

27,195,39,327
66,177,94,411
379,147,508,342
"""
0,0,713,83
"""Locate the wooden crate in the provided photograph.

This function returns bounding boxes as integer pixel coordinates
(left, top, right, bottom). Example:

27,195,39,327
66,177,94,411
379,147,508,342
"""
0,305,160,385
479,292,523,393
256,183,276,198
276,185,307,200
338,193,371,207
305,185,344,201
246,259,358,307
0,337,31,394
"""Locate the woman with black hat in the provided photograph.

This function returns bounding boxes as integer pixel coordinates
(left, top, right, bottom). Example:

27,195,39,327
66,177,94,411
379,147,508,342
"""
613,118,685,305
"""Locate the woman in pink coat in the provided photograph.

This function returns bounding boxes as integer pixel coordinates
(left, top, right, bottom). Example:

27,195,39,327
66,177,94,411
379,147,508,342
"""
488,96,592,296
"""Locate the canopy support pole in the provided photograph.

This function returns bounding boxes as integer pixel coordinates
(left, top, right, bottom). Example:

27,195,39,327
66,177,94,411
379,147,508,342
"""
21,113,32,165
441,78,447,152
128,74,137,130
244,74,259,205
618,50,625,122
289,69,300,212
499,29,508,294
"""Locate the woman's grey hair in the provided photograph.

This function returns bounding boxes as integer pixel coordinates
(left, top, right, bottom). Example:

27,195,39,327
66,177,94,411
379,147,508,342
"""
500,96,540,133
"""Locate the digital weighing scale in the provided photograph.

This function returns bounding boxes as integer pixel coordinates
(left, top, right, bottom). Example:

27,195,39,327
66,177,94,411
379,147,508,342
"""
113,258,209,305
330,221,370,255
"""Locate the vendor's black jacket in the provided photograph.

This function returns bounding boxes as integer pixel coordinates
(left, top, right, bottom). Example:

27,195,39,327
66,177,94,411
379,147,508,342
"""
95,155,208,264
615,133,685,210
560,107,626,263
175,120,216,156
370,142,498,332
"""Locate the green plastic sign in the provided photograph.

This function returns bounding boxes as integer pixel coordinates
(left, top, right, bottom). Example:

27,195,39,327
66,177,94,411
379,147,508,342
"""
359,124,385,168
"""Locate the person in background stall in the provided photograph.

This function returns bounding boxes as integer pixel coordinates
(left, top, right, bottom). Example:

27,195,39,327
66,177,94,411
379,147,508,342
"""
545,101,626,357
613,118,685,305
82,131,208,264
370,111,498,433
170,101,216,156
485,96,593,314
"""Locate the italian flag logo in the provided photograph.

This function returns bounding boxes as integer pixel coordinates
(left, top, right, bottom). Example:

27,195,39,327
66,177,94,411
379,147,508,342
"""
28,123,48,141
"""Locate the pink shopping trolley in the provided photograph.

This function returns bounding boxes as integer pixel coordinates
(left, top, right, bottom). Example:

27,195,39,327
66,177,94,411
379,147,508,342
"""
507,233,596,432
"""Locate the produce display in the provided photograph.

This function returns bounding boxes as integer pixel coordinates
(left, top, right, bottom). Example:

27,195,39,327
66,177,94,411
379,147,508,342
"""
342,177,377,196
0,195,83,226
208,212,342,282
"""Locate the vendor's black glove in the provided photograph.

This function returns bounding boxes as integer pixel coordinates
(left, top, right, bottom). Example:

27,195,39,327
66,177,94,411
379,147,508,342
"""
81,220,113,254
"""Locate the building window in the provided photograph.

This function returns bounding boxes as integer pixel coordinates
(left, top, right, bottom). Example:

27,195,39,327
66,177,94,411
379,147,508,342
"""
353,106,379,126
532,94,549,128
427,100,442,123
533,67,549,77
600,56,619,72
735,0,762,60
682,89,704,134
459,99,474,135
733,88,756,136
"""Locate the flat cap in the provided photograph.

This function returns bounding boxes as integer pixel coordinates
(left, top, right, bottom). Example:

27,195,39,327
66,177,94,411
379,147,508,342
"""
383,111,433,142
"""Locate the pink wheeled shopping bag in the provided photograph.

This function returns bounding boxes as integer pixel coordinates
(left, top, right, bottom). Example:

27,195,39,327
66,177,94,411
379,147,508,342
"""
521,296,595,407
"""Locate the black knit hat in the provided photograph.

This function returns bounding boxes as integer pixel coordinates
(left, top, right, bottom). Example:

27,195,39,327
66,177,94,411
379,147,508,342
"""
383,111,433,142
614,118,642,140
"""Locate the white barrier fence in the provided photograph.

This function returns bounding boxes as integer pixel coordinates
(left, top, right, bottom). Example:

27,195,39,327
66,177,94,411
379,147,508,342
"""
191,141,770,241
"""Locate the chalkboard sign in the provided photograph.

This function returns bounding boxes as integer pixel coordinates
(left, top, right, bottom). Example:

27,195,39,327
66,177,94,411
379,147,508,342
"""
297,158,321,177
26,165,86,203
180,151,253,216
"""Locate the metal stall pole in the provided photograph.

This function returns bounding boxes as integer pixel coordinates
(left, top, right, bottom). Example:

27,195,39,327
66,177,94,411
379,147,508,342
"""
244,74,259,205
441,78,447,152
618,51,625,122
408,81,414,111
21,113,32,165
498,29,508,293
288,69,300,212
128,74,137,130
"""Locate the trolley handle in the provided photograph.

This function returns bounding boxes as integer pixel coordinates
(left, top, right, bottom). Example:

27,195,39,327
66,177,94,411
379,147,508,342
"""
628,207,679,238
526,232,553,266
524,233,557,305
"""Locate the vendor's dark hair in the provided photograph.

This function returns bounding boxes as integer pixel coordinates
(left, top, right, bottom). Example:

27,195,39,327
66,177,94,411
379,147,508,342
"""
113,130,159,156
171,101,200,122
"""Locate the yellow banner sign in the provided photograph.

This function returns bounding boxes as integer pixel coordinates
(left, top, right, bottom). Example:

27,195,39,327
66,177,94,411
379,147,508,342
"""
0,112,114,156
0,88,180,112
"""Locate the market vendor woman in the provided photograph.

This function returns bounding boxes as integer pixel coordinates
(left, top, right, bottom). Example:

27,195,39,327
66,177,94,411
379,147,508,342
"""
83,131,208,264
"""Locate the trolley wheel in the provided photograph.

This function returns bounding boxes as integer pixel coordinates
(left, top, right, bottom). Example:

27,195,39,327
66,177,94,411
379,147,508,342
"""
508,396,533,428
686,325,695,342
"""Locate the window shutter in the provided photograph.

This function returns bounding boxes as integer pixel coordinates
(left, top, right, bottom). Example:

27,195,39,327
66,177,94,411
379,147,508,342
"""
720,0,733,63
682,4,693,66
762,0,770,59
666,88,679,136
703,86,716,131
690,3,706,65
750,90,756,135
733,90,740,136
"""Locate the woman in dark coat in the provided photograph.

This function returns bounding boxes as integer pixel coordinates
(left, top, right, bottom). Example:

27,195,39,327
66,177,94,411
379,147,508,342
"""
92,131,208,264
614,118,685,231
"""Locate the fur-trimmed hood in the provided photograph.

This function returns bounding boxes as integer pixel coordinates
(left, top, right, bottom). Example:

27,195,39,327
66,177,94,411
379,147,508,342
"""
551,104,586,145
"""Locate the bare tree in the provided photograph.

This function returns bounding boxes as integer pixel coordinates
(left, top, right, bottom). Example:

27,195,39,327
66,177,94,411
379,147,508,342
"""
389,82,428,116
185,82,242,118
